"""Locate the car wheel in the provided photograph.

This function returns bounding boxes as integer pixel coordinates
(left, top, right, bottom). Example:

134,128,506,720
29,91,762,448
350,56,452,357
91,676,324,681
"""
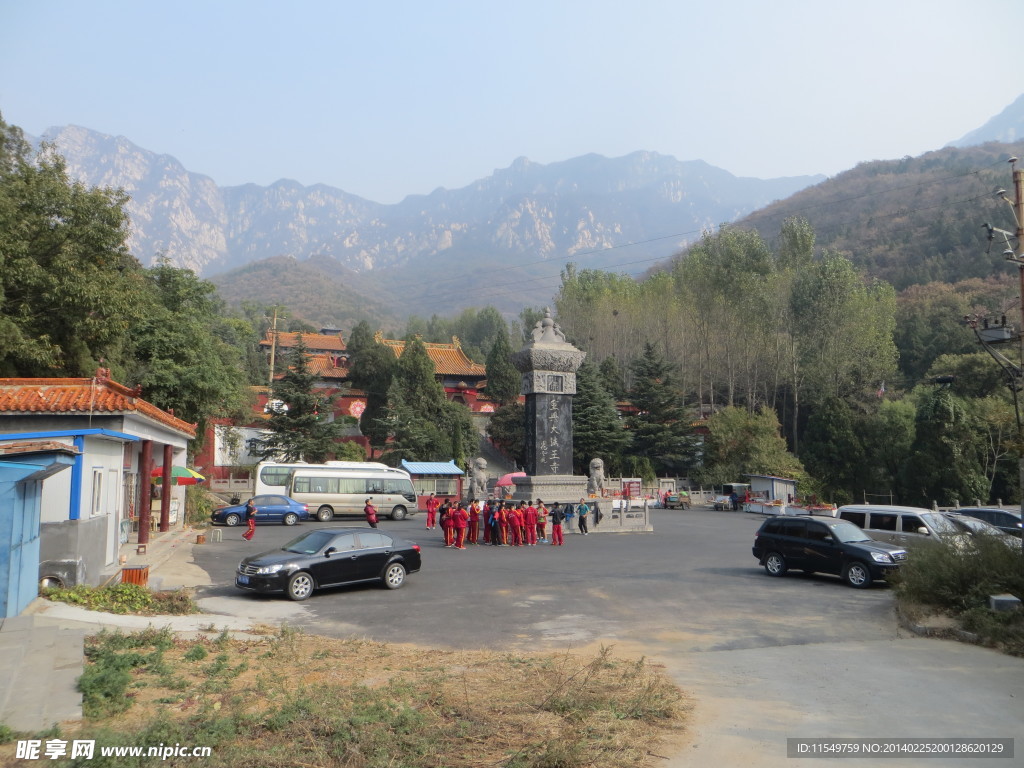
283,512,299,526
763,551,788,577
382,562,406,589
224,513,240,527
843,561,872,589
286,571,315,601
390,505,407,521
316,506,334,522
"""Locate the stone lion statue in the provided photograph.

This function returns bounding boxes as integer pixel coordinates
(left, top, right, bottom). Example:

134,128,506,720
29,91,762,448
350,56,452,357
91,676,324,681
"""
469,457,489,499
587,457,606,496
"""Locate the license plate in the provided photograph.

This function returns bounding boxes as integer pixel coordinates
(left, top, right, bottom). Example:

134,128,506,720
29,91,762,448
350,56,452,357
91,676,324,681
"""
237,575,249,585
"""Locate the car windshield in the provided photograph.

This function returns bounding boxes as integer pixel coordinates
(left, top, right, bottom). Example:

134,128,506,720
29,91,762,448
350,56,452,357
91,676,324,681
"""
949,516,1007,537
830,521,872,543
920,512,960,535
282,530,335,554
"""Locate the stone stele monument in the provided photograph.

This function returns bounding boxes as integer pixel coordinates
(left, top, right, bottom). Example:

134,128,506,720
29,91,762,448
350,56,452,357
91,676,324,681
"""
509,308,652,533
509,308,589,503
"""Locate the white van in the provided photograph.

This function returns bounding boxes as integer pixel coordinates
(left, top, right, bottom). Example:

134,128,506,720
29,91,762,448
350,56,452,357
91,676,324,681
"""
288,466,418,521
835,504,966,548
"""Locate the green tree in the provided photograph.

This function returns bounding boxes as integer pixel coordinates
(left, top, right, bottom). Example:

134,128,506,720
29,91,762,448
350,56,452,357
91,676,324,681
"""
899,386,987,506
598,356,627,401
572,361,629,475
627,343,697,475
857,399,917,503
791,251,898,405
800,397,866,505
484,330,520,406
0,114,145,376
346,320,396,454
125,259,251,435
380,337,475,466
486,402,526,469
251,336,345,462
697,406,808,490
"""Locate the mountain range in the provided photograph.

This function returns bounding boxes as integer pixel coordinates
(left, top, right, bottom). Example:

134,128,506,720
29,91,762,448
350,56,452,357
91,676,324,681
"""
34,93,1024,322
38,125,820,319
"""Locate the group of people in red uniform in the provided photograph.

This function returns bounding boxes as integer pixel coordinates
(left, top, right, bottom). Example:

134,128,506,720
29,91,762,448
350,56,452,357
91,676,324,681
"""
424,493,577,549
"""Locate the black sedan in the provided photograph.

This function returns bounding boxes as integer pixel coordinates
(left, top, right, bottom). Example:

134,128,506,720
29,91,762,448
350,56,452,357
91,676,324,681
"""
235,527,421,601
211,495,310,526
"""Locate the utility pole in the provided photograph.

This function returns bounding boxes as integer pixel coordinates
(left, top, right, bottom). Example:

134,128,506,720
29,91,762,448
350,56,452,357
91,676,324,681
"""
990,157,1024,521
268,307,280,391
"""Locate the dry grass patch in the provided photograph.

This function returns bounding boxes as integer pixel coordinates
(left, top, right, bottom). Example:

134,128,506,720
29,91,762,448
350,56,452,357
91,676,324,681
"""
2,626,689,767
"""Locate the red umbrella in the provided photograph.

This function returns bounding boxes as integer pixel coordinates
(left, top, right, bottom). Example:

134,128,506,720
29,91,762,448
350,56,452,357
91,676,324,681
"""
151,466,206,485
494,471,526,487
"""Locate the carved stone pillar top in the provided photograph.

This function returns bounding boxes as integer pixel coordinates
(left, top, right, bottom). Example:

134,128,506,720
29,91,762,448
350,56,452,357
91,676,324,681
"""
511,308,586,377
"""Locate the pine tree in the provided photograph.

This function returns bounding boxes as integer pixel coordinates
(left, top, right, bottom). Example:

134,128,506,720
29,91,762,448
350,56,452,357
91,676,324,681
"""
627,343,697,475
346,320,396,452
598,356,627,401
484,331,520,406
251,335,344,462
573,361,629,474
380,337,475,466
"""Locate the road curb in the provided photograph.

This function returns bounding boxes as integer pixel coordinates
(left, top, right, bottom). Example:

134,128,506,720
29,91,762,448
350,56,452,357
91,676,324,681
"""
894,603,981,644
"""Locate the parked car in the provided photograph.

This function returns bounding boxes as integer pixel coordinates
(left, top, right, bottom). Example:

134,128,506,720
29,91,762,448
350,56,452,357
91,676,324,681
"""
834,505,970,549
942,512,1023,549
663,492,690,509
953,507,1023,538
752,515,908,588
235,528,421,601
212,495,310,526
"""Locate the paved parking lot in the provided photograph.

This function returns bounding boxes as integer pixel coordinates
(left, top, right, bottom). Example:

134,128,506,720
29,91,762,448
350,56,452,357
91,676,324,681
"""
194,507,898,652
193,508,1024,767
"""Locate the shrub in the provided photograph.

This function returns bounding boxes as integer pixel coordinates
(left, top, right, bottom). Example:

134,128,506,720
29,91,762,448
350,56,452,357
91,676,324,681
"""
42,584,198,615
892,537,1023,612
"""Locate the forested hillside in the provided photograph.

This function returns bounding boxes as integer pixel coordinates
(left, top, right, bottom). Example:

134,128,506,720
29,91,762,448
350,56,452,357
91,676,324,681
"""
734,142,1024,289
209,255,401,332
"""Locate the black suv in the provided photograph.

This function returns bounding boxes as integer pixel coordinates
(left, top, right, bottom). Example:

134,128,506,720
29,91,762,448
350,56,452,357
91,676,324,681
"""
752,515,908,588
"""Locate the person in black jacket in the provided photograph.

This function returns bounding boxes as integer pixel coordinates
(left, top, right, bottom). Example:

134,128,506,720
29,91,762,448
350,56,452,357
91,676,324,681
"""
549,502,566,546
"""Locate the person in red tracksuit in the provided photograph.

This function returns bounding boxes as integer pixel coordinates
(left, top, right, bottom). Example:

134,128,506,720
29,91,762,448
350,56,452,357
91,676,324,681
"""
549,502,565,546
453,502,470,549
440,500,455,547
482,497,494,544
425,492,440,530
523,501,538,545
363,498,379,529
508,503,523,546
243,498,257,541
468,499,481,544
498,502,510,546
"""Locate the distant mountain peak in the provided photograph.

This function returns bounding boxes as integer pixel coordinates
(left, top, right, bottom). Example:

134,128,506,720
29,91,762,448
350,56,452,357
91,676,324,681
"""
39,123,824,315
949,93,1024,148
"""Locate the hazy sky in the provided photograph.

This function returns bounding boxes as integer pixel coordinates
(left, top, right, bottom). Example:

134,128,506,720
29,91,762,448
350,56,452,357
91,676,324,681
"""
2,0,1022,204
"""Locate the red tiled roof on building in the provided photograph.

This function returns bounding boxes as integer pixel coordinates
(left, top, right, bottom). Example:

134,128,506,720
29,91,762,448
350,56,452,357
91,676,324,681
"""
259,331,346,353
304,353,349,379
375,334,486,377
0,376,196,437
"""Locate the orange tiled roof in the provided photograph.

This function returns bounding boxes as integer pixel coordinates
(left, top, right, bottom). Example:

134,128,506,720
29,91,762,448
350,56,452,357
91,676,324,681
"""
259,331,346,352
304,354,349,379
0,377,197,438
377,335,486,377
